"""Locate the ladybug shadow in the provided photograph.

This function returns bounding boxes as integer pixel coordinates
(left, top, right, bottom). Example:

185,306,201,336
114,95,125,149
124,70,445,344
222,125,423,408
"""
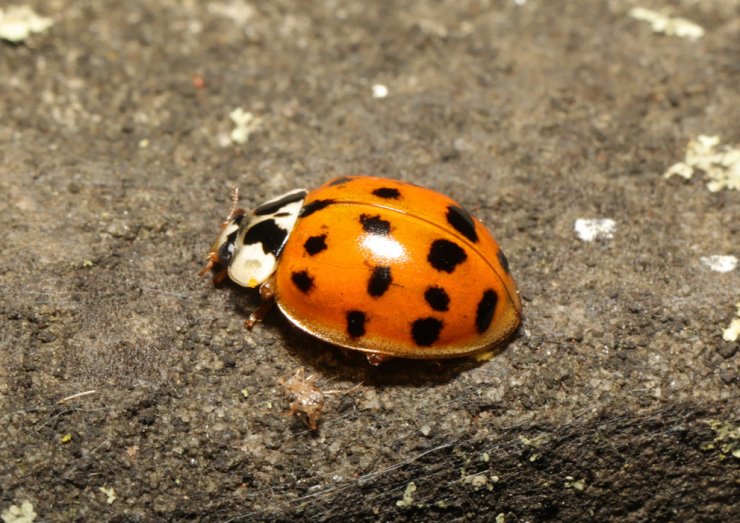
279,327,510,387
223,284,506,386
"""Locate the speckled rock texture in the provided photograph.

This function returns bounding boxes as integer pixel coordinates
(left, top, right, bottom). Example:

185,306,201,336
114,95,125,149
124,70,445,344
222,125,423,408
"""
1,1,737,521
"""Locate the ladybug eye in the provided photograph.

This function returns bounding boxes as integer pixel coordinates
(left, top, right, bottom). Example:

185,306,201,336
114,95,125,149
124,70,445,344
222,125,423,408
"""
217,231,238,265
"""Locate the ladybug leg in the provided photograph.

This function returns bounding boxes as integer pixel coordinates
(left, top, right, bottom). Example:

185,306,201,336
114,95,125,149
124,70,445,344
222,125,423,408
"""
366,353,394,366
245,301,273,329
198,251,229,284
197,253,216,277
212,267,229,285
245,277,276,329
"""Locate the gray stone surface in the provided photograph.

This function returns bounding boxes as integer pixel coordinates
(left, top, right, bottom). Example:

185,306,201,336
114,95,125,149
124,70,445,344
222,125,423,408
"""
1,1,738,521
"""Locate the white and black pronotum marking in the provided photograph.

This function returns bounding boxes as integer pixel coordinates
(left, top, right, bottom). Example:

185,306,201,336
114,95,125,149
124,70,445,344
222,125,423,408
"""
222,189,307,287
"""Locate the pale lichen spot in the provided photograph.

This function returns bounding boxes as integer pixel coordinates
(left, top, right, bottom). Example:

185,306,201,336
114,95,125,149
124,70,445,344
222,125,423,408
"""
664,135,740,192
722,303,740,342
629,7,704,40
700,255,737,273
574,218,616,242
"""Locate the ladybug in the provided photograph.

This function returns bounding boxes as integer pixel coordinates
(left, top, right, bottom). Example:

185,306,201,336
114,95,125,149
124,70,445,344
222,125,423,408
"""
200,176,521,364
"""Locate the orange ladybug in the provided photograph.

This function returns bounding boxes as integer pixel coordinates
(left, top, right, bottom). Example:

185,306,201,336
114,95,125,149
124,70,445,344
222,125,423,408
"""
200,176,521,364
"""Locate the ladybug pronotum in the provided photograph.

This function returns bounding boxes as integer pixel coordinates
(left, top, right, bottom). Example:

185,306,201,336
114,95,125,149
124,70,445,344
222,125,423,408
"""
200,176,521,364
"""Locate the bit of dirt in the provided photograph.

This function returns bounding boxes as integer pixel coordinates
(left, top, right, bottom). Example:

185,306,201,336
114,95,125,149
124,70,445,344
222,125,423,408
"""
1,1,737,521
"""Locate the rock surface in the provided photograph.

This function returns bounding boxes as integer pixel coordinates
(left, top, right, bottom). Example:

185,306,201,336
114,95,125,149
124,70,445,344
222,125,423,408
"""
1,1,737,521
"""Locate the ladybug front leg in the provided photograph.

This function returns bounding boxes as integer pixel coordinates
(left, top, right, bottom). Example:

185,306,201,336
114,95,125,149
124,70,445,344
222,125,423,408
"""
245,277,276,329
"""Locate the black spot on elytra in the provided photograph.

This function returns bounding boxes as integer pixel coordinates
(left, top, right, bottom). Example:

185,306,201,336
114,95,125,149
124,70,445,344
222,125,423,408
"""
372,187,401,199
427,239,467,273
446,205,478,242
424,286,450,312
254,190,307,216
291,270,314,293
346,310,366,337
497,250,510,274
475,289,498,333
329,176,354,186
303,234,328,256
359,214,391,235
411,317,443,346
367,266,392,297
299,199,335,218
243,220,288,256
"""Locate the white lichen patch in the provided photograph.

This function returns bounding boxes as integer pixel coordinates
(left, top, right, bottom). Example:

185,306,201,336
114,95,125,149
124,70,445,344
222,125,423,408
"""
664,135,740,192
462,473,489,489
702,420,739,459
700,255,738,273
460,471,500,491
722,303,740,343
1,500,36,523
0,6,53,42
564,476,587,491
629,7,704,40
208,1,256,27
372,84,388,99
519,434,550,448
99,486,116,505
228,108,262,145
574,218,616,242
396,481,417,507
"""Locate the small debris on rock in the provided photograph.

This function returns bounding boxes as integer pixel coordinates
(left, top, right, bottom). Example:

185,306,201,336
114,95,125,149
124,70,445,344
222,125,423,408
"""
280,367,325,430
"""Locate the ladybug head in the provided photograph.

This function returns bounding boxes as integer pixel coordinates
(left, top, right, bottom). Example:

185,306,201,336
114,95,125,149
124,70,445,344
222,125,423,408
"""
198,187,246,284
199,186,308,288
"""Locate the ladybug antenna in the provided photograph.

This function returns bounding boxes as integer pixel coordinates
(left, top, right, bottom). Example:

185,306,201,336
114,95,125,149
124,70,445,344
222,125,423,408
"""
226,186,241,221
